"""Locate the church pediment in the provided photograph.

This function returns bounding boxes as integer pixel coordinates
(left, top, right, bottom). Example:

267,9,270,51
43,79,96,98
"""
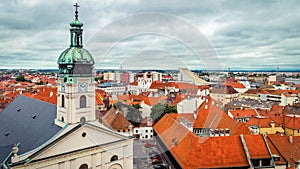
29,123,128,161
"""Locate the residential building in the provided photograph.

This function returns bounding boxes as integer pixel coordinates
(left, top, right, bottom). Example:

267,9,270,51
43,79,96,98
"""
101,107,133,135
246,116,284,135
210,85,240,104
193,97,249,137
97,82,126,96
176,96,204,114
228,109,259,122
133,117,154,140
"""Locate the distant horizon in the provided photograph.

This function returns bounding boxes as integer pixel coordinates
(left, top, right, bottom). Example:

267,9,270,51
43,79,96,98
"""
1,68,300,73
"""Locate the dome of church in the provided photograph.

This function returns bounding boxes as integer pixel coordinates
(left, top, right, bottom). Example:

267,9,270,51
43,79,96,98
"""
70,19,83,27
57,47,94,65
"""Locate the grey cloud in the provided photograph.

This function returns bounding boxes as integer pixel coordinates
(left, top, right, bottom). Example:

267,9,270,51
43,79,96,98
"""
0,0,299,70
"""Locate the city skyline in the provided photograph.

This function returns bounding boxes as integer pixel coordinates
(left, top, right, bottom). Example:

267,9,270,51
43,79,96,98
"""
1,0,300,70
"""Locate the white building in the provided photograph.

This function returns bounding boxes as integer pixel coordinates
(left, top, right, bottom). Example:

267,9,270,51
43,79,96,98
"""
133,117,154,140
177,97,204,114
97,82,126,96
103,72,115,81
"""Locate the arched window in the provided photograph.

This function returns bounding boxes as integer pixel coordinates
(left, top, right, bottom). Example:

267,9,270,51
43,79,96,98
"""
80,95,86,108
61,95,65,107
110,155,118,162
61,116,64,122
80,117,86,124
79,164,88,169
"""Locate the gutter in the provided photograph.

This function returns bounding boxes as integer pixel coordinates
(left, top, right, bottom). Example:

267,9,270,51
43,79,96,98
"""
262,134,276,168
240,134,254,169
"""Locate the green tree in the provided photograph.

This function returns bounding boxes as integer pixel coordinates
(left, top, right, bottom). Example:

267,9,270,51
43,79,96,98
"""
150,103,177,123
114,102,142,126
126,106,143,126
16,75,25,82
36,81,44,85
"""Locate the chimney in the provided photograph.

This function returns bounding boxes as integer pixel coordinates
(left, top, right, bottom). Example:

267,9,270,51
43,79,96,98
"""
270,121,275,128
193,111,197,119
289,135,293,144
147,117,153,126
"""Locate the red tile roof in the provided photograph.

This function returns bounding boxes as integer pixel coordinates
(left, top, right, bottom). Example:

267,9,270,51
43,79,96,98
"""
210,85,238,94
95,92,104,105
149,81,167,89
142,96,160,106
283,115,300,130
139,117,153,127
130,82,138,86
265,135,287,165
268,135,300,165
154,114,249,168
244,135,271,159
229,109,258,118
246,116,280,128
266,90,298,95
168,113,195,123
223,81,246,89
198,85,210,91
116,94,130,101
193,97,249,135
102,107,131,130
22,87,57,105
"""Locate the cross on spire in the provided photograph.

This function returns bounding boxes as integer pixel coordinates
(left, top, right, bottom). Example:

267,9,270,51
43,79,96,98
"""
74,3,79,19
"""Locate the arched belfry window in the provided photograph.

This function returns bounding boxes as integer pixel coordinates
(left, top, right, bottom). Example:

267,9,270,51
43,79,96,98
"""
61,95,65,107
79,164,88,169
80,95,87,108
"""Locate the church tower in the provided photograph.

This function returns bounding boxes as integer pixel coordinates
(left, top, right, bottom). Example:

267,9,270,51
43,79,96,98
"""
55,3,95,127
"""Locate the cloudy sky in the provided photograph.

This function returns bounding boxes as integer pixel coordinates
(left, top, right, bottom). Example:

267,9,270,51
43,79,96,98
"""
1,0,300,70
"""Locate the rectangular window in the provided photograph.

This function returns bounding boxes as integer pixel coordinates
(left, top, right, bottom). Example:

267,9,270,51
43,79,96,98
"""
262,160,270,166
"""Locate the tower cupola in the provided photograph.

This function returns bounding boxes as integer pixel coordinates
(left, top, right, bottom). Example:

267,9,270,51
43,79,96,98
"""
57,3,95,78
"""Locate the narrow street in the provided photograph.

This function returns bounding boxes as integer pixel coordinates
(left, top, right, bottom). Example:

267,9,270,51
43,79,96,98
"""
133,139,168,169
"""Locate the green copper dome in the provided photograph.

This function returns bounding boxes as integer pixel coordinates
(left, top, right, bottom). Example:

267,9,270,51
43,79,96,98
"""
57,47,94,65
70,19,83,27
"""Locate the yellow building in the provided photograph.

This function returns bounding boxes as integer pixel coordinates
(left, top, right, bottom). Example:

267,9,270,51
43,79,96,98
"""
246,116,284,134
282,114,300,136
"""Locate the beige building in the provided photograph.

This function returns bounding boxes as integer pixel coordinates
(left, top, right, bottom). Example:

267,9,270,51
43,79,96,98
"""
210,85,240,104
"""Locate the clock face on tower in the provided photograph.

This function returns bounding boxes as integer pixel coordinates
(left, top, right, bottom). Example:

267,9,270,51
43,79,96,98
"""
78,82,88,92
